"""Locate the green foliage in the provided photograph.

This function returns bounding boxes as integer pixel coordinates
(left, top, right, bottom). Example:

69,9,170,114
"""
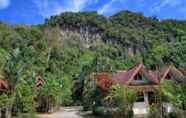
60,75,73,105
0,48,10,79
82,73,97,110
0,94,14,109
145,43,170,67
46,10,186,70
0,10,186,116
38,75,63,110
163,81,186,110
105,85,137,116
15,79,36,113
148,104,164,118
46,11,110,31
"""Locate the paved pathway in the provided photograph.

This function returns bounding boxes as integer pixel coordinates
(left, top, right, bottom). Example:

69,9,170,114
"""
37,107,91,118
37,106,145,118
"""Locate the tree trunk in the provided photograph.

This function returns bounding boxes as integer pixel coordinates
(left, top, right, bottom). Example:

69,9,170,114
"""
0,109,1,118
4,107,11,118
47,96,53,113
3,99,14,118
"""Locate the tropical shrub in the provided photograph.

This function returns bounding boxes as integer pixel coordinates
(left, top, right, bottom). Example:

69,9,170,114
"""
96,73,115,93
0,94,14,109
82,73,97,110
105,85,137,117
162,81,186,117
37,75,63,111
60,75,73,106
14,79,36,115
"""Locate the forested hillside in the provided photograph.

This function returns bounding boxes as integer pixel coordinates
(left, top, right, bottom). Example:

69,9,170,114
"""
46,11,186,70
0,11,186,115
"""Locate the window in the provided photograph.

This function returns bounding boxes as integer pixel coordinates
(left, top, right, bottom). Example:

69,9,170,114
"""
165,73,171,80
136,92,144,102
134,74,142,80
148,92,155,105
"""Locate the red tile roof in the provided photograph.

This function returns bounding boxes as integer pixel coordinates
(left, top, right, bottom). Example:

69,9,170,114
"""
161,66,185,82
112,63,142,85
161,67,171,80
112,63,160,85
144,69,160,84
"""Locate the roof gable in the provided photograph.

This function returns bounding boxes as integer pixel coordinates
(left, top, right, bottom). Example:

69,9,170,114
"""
161,66,185,83
35,76,45,89
113,63,160,85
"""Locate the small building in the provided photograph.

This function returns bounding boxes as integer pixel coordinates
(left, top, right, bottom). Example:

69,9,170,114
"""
35,75,45,90
112,63,186,115
35,76,53,113
112,63,160,115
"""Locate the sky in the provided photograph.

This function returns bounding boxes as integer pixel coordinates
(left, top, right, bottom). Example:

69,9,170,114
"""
0,0,186,24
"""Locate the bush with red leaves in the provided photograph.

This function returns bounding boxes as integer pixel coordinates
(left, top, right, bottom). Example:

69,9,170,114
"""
96,73,115,92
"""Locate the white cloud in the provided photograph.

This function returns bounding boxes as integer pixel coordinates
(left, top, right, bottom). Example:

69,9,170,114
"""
98,0,117,14
34,0,95,18
0,0,10,9
34,0,62,17
98,0,126,15
73,0,88,11
151,0,182,12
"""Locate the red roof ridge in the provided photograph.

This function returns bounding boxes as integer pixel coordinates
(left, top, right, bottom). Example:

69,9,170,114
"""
161,65,184,82
161,67,171,80
113,63,161,85
126,63,145,85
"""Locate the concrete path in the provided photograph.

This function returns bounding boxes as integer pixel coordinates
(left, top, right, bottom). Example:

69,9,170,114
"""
37,106,145,118
37,106,91,118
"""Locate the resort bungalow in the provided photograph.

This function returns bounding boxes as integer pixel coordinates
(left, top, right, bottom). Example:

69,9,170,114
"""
35,76,53,113
112,63,186,115
0,80,10,118
112,63,160,115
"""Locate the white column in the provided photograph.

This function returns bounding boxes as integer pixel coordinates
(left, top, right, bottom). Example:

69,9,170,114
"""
5,107,11,118
144,92,149,105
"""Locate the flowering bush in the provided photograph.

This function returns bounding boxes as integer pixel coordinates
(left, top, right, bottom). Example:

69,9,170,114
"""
96,73,115,93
